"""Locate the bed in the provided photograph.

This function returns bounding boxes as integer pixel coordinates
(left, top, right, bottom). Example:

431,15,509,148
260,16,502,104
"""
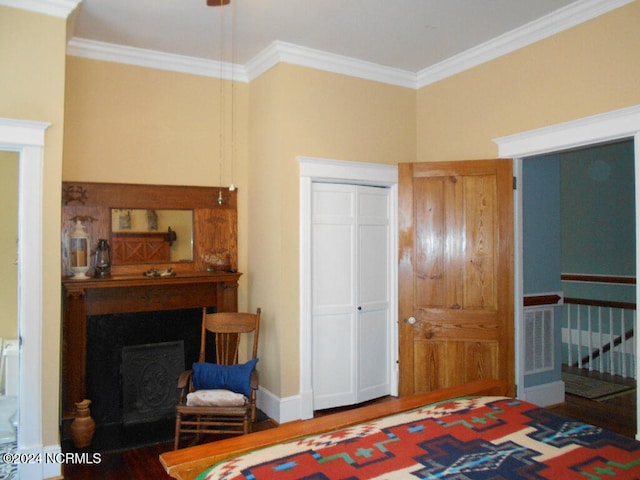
160,379,640,479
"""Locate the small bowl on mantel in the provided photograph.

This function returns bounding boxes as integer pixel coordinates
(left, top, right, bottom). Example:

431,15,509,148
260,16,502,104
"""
207,264,231,273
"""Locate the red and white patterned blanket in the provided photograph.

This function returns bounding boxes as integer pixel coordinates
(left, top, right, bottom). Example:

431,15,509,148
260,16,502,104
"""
198,396,640,479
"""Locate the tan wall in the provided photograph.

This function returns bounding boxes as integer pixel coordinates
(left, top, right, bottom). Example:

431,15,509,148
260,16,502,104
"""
0,151,18,341
417,1,640,161
64,59,415,399
0,6,68,446
63,56,251,308
247,64,416,397
63,56,249,187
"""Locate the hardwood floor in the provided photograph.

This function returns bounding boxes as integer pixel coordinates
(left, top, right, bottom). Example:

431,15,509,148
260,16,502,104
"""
63,442,175,480
548,390,636,438
549,366,636,438
62,418,277,479
62,388,637,479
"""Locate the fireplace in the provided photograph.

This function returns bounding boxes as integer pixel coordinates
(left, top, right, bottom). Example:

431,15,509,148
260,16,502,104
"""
86,309,202,426
62,272,241,417
67,308,223,452
61,271,241,451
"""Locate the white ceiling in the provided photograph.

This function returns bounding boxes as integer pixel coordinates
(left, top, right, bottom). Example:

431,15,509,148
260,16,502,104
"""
61,0,629,86
71,0,592,70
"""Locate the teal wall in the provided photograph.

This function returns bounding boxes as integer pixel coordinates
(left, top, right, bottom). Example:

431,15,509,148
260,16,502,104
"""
559,140,635,372
522,139,635,389
524,156,561,295
560,140,636,303
523,155,562,388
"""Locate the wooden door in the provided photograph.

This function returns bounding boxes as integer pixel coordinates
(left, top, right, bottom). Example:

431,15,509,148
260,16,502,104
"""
398,160,514,397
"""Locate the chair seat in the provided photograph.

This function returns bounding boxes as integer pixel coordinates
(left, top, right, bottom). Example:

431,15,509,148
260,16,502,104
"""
185,389,247,407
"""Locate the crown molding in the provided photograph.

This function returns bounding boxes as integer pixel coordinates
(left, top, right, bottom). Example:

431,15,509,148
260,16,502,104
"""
67,38,249,82
65,0,630,89
417,0,634,88
0,0,81,18
245,41,418,88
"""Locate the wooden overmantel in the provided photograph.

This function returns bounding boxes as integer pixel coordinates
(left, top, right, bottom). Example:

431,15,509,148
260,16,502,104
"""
61,182,241,421
61,271,241,420
61,181,238,276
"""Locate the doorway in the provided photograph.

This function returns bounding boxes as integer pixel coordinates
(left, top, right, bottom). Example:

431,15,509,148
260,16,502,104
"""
520,141,635,400
299,157,398,420
0,118,48,478
495,104,640,439
0,150,18,479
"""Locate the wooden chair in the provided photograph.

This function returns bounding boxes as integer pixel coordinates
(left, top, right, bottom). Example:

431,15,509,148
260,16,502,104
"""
174,308,261,450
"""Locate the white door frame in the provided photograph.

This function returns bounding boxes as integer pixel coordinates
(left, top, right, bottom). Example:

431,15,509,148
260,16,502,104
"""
0,118,49,477
299,157,398,420
494,104,640,439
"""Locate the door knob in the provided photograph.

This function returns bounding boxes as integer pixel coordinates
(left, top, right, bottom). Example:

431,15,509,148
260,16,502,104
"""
405,316,416,325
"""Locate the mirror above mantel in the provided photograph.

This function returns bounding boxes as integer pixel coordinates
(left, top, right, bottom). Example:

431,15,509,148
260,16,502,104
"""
110,208,193,264
61,182,237,277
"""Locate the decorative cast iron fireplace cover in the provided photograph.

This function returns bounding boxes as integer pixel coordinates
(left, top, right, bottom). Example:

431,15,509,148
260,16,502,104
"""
121,341,185,425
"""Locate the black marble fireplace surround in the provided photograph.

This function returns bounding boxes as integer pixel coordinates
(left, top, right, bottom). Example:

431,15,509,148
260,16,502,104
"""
86,307,221,424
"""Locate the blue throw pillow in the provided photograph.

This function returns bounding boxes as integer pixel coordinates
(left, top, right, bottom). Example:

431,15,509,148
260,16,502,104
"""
192,358,258,398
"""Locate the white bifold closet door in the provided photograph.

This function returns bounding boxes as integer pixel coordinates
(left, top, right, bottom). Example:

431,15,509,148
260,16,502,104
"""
311,182,391,410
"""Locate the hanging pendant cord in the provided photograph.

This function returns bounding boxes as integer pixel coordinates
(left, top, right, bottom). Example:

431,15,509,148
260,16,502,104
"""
217,0,225,204
230,0,236,191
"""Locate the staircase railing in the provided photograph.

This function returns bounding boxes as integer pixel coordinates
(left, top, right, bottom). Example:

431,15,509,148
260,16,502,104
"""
562,297,636,379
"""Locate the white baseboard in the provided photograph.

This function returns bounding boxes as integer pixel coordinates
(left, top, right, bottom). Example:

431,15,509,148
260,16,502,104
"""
12,444,62,479
43,444,62,479
523,380,565,407
257,386,302,424
260,381,568,424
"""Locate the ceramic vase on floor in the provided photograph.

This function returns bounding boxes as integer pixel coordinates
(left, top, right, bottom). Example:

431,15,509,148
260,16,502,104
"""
70,399,95,449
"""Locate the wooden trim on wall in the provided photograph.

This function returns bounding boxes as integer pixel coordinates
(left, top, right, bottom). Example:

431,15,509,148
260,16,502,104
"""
523,294,563,307
561,274,636,285
564,297,636,310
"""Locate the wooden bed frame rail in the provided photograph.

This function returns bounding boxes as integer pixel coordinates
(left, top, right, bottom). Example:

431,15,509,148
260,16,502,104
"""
160,379,508,480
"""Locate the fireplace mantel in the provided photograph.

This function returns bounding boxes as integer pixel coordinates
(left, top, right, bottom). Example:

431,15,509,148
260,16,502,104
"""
61,271,241,419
